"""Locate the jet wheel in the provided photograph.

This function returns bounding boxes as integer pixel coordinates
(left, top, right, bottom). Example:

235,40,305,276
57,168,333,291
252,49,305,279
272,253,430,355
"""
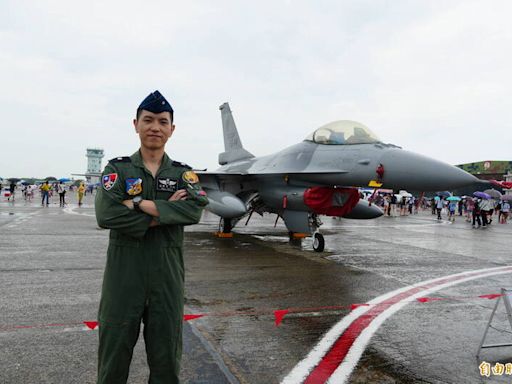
313,233,325,252
220,218,232,233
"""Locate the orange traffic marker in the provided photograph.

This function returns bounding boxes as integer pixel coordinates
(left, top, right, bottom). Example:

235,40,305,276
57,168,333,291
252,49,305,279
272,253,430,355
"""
215,232,234,238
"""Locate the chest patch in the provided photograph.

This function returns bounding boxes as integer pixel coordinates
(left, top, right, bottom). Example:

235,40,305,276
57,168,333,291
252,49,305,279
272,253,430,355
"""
157,177,178,192
126,178,143,195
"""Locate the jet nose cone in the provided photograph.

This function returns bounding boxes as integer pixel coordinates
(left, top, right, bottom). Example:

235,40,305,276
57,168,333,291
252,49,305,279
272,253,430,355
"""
380,149,478,191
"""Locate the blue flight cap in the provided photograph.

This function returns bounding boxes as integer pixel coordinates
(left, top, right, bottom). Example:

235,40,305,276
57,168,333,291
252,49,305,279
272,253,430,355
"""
137,90,174,116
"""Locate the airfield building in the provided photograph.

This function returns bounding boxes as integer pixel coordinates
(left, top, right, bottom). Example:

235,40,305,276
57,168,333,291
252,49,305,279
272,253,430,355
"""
456,160,512,181
86,148,104,184
454,160,512,196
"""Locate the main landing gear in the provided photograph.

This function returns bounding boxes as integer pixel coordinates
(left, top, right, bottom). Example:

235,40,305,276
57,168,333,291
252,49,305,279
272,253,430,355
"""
220,218,232,233
216,218,234,238
312,232,325,252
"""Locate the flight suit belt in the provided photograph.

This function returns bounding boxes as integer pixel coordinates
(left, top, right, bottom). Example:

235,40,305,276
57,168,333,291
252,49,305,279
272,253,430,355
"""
109,239,182,249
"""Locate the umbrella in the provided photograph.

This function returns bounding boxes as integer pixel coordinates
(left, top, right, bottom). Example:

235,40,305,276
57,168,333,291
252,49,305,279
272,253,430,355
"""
473,191,491,200
58,178,71,183
399,192,412,197
436,191,452,198
501,194,512,201
446,196,461,201
434,196,441,201
483,189,502,200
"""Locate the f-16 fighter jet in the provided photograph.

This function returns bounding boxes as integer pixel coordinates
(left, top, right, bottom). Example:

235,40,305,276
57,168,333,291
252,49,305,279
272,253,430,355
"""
198,103,478,252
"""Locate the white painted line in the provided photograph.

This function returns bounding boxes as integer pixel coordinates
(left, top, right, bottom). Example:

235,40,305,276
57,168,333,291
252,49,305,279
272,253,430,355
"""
282,265,512,384
327,221,452,229
327,268,512,383
63,207,95,217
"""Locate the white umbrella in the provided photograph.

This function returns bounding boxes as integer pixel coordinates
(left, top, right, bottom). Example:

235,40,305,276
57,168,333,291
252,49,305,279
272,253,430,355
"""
484,189,502,200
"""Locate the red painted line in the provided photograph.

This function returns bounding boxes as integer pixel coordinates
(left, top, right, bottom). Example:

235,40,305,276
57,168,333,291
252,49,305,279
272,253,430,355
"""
0,322,83,331
304,269,506,383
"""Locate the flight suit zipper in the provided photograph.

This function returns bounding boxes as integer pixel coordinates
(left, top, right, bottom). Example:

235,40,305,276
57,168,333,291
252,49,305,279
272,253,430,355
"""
139,167,154,308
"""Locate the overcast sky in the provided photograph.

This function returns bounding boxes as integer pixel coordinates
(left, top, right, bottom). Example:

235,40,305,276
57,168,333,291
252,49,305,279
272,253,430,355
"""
1,0,511,179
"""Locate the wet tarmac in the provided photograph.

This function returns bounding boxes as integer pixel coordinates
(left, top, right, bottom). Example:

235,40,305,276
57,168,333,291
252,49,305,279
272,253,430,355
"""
1,193,512,383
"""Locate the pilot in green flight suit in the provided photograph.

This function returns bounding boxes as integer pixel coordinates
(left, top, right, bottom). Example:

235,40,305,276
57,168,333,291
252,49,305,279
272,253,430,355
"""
95,90,208,384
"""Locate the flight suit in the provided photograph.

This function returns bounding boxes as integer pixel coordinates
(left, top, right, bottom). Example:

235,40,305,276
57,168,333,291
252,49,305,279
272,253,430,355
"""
95,150,208,384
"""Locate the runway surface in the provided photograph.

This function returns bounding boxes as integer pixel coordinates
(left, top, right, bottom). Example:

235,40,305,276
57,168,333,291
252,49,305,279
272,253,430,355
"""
1,193,512,383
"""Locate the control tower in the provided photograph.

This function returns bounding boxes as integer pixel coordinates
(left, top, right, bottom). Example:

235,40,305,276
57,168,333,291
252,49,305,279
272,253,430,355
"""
86,148,104,183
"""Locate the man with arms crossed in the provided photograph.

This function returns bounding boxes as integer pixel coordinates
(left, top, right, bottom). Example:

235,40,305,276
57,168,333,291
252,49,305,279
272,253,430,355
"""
95,90,208,383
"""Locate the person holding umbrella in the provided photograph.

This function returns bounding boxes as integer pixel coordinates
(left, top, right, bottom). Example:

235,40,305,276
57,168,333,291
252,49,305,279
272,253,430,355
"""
473,192,492,227
484,189,502,225
472,197,482,228
480,198,492,227
57,181,66,207
501,199,510,224
448,199,457,221
446,196,460,222
435,196,444,220
465,197,474,222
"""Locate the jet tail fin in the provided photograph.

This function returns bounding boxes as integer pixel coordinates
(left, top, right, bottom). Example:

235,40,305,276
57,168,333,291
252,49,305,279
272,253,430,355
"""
218,102,254,165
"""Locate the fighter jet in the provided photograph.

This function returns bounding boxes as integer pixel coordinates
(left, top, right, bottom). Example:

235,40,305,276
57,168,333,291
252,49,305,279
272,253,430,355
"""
198,103,479,252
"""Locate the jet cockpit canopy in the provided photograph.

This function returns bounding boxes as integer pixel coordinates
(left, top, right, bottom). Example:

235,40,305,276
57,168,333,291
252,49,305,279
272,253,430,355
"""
304,120,380,145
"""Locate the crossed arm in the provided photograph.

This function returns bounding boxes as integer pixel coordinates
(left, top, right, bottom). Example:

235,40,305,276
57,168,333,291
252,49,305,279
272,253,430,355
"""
121,189,188,227
96,184,206,238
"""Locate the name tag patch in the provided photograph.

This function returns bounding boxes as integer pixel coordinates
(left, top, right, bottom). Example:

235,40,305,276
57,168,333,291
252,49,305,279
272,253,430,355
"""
157,177,178,192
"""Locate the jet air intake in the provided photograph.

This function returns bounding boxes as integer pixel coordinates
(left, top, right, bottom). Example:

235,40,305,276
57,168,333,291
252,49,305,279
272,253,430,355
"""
205,190,247,218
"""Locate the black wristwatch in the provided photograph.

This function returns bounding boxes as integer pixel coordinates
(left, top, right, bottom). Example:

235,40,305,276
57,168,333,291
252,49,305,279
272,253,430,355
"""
133,196,143,212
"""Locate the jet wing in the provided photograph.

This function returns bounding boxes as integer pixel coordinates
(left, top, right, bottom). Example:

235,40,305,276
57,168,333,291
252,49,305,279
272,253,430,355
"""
196,170,349,188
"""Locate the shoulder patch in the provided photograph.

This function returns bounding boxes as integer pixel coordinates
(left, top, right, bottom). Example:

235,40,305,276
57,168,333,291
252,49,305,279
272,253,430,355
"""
109,156,132,163
102,173,118,191
171,160,192,169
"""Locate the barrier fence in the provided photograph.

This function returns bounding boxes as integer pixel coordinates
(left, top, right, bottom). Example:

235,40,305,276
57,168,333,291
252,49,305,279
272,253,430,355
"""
0,292,508,332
